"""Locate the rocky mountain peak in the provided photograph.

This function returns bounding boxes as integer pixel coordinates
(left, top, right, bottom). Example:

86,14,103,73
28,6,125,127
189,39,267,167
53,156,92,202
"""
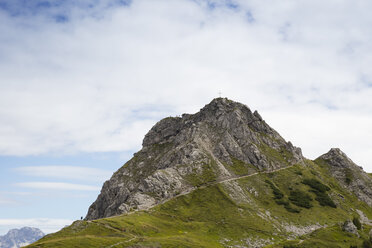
317,148,372,206
0,227,44,248
199,97,262,121
198,98,267,131
199,97,250,116
86,98,305,220
318,148,357,169
143,98,273,148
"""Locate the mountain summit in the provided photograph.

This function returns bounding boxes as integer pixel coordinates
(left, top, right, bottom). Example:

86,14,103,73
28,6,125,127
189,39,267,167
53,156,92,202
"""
86,98,304,220
317,148,372,206
28,98,372,248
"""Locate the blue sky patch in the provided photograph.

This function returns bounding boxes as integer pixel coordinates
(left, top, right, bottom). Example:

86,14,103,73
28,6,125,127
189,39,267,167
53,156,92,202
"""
246,10,255,23
225,0,239,10
0,0,131,18
55,14,68,23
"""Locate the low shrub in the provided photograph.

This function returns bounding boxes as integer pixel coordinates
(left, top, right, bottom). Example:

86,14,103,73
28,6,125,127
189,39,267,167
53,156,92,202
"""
363,239,372,248
265,180,284,199
302,178,336,208
302,179,330,192
353,216,362,230
294,170,302,176
266,180,301,213
312,190,336,208
275,199,301,213
283,245,297,248
289,190,313,209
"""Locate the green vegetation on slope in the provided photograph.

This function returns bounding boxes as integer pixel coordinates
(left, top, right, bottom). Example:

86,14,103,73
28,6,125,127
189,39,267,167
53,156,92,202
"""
302,178,336,208
265,180,284,199
27,159,372,248
259,143,293,167
265,179,300,213
353,216,362,230
224,157,257,176
185,163,217,187
288,190,313,209
271,224,372,248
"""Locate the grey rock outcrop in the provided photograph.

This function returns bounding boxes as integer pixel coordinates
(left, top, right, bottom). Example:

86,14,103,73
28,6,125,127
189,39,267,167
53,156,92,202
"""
342,220,359,237
317,148,372,207
85,98,304,220
0,227,44,248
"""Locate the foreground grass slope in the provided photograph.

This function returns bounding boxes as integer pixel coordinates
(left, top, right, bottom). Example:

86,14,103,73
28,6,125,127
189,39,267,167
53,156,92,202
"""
27,159,372,248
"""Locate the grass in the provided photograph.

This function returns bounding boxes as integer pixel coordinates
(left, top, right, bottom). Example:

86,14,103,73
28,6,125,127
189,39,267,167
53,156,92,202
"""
224,157,257,176
345,168,353,185
259,143,292,167
271,224,370,248
28,184,278,248
185,162,217,187
26,156,372,248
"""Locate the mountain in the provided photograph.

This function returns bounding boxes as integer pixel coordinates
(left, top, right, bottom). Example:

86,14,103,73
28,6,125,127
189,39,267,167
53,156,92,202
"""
26,98,372,248
86,97,304,220
0,227,44,248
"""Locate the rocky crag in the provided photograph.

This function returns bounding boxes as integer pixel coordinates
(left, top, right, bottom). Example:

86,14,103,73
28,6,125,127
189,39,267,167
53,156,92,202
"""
317,148,372,207
86,98,304,220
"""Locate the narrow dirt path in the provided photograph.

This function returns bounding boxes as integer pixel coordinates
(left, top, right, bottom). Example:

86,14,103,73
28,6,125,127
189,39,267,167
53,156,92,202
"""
95,164,295,222
156,164,294,206
104,234,137,248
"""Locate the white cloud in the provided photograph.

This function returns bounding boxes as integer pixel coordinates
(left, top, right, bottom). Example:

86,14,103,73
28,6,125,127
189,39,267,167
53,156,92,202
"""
16,182,100,191
0,0,371,170
15,166,112,182
0,218,73,235
263,108,372,171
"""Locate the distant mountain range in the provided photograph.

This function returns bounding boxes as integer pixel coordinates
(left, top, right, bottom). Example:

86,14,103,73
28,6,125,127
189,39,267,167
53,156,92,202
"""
0,227,44,248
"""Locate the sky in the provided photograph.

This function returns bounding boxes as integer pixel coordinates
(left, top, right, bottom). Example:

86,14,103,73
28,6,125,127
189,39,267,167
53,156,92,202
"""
0,0,372,235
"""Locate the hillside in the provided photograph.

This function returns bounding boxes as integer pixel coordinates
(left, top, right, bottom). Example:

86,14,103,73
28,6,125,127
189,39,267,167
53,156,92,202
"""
26,98,372,248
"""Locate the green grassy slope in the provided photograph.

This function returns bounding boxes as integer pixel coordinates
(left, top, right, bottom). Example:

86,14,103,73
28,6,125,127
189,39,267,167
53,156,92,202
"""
27,159,372,248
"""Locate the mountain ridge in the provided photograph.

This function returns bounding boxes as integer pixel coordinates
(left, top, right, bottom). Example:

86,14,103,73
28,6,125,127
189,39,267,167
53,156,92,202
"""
26,98,372,248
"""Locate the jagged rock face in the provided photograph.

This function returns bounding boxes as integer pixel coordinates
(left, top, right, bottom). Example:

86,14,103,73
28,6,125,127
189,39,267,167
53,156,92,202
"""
317,148,372,207
85,98,304,220
0,227,44,248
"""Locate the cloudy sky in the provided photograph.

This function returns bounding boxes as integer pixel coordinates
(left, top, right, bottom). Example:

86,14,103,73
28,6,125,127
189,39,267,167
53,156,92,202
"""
0,0,372,235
